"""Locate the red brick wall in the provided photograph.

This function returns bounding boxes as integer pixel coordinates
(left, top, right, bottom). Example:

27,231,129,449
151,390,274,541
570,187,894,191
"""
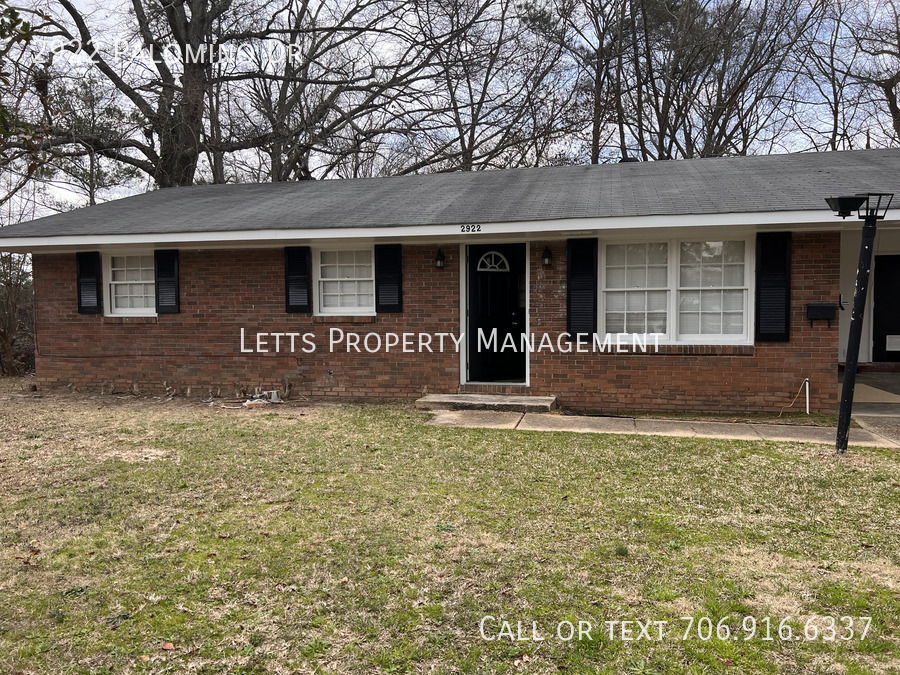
522,233,839,414
33,246,461,398
33,233,839,413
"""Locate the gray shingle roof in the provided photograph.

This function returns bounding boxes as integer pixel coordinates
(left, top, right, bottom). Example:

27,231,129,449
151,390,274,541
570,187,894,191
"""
3,148,900,240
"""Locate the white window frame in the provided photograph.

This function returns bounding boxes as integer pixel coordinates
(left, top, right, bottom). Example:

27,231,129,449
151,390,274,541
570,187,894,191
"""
599,236,754,345
312,245,376,316
103,251,157,317
600,241,672,341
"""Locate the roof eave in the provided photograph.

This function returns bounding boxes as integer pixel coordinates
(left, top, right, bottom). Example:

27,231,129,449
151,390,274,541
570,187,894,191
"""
2,209,897,253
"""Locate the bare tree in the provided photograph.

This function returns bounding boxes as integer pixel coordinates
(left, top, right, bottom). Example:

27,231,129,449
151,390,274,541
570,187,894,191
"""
0,179,38,375
844,0,900,144
381,0,575,173
519,0,631,163
791,0,866,151
622,0,825,160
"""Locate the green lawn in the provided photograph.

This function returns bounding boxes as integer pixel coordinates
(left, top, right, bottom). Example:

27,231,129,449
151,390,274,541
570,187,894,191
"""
0,389,898,674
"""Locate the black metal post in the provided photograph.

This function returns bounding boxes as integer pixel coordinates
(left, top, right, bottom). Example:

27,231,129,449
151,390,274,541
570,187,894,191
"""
836,215,878,453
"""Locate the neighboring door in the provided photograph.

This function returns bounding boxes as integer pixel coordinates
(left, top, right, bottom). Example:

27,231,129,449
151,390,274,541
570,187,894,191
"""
467,243,527,382
873,255,900,362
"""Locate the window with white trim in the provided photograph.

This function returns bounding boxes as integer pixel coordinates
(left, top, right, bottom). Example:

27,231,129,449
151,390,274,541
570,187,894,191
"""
600,238,751,343
316,249,375,314
677,240,747,337
604,243,669,335
105,253,156,316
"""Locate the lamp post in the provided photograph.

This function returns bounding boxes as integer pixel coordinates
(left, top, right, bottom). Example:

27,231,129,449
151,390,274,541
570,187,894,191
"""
825,192,893,454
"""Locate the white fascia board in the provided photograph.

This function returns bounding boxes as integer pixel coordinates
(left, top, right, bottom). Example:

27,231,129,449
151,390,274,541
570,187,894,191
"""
3,208,900,253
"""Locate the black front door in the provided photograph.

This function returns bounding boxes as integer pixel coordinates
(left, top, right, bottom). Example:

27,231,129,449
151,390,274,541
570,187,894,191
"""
467,244,526,382
873,255,900,362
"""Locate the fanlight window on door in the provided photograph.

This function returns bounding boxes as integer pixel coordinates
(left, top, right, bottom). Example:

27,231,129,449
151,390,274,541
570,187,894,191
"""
477,251,510,272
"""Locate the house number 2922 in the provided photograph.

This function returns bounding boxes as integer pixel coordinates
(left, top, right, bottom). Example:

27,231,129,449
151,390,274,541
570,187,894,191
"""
460,224,482,233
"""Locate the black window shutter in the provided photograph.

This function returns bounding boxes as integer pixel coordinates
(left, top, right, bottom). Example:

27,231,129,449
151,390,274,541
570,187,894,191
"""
154,249,180,314
76,251,103,314
567,238,598,338
374,244,403,313
285,246,312,313
755,232,791,342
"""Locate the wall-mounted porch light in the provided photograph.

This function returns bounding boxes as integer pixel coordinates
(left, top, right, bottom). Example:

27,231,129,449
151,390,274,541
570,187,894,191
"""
434,248,445,269
542,246,553,267
826,192,893,454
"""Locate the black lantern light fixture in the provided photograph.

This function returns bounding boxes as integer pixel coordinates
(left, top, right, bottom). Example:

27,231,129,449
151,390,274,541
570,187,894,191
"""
826,192,894,454
434,248,445,269
542,246,553,267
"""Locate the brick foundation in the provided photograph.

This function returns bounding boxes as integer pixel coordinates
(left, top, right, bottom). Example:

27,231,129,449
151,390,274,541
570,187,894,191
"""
33,234,840,413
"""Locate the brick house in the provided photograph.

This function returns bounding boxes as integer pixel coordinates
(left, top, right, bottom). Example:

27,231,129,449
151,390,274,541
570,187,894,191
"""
2,149,899,413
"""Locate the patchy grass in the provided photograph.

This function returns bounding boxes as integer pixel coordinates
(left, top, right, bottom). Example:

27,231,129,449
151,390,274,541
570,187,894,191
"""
0,389,898,674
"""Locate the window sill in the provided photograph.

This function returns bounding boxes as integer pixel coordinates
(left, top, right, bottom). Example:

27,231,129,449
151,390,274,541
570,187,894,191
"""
102,316,158,324
313,315,377,324
651,344,755,356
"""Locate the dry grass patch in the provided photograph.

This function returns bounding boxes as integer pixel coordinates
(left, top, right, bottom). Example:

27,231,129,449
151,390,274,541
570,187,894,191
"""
0,383,898,674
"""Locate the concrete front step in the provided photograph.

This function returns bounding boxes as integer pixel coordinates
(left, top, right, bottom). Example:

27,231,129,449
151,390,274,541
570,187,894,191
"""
415,393,557,413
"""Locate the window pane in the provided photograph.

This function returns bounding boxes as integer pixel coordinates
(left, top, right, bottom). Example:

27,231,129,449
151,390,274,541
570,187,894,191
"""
680,312,700,333
626,292,645,311
700,313,722,334
606,268,626,288
626,244,647,265
702,242,723,263
680,265,701,287
113,286,128,308
606,313,625,332
321,251,337,265
607,245,627,266
606,292,626,311
723,313,744,334
648,242,668,264
625,313,646,333
337,250,354,264
647,290,667,311
724,240,745,263
647,312,667,333
681,242,701,264
724,264,744,286
701,291,721,312
679,291,700,311
723,290,743,311
647,266,667,286
701,265,723,287
626,267,647,288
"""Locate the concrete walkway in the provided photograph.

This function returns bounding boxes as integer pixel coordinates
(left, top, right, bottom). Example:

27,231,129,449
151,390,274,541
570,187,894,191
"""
426,410,899,449
842,372,900,445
